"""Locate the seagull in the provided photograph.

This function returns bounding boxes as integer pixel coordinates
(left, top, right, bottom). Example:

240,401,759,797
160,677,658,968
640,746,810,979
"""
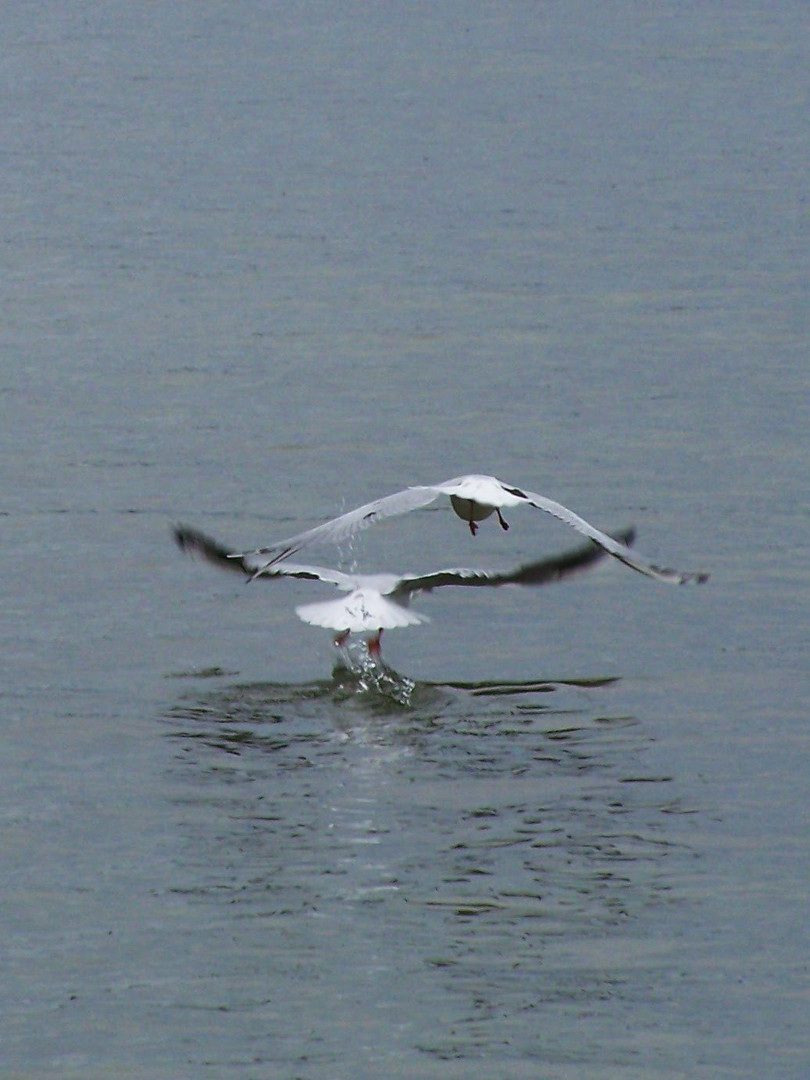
174,524,635,657
227,474,709,585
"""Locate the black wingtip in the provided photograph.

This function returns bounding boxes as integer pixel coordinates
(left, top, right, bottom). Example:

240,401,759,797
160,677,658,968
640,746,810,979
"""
171,523,258,579
173,523,192,552
616,526,636,548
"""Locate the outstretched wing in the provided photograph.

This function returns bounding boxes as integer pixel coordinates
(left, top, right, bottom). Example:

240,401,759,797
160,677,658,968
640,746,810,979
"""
392,529,636,596
228,486,442,568
211,469,707,584
173,526,356,588
514,489,708,585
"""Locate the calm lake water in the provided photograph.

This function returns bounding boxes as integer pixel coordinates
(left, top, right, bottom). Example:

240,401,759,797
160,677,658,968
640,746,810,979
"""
2,2,808,1077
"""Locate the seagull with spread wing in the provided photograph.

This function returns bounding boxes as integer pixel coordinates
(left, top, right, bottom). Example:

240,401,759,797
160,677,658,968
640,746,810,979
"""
227,474,708,586
175,524,635,657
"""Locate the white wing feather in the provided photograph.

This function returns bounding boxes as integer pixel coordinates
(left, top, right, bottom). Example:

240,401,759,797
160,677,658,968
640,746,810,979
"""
515,488,707,585
233,486,441,567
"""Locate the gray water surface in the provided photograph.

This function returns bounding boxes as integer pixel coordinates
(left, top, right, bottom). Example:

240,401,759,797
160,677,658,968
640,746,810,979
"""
2,3,808,1077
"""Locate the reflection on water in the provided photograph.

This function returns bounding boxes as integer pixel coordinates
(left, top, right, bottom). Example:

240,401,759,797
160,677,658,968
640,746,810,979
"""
161,669,699,1069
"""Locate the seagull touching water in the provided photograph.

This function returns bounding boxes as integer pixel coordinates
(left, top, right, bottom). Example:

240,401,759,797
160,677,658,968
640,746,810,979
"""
228,474,709,585
175,524,635,658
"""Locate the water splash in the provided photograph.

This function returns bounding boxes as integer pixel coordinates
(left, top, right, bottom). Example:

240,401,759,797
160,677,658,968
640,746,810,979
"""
331,638,417,707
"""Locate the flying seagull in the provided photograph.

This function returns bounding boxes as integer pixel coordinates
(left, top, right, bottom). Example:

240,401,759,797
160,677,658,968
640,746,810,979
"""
174,524,635,657
227,474,709,585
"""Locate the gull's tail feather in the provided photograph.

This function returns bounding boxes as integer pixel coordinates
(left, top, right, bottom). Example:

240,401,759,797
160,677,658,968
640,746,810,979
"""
296,589,429,633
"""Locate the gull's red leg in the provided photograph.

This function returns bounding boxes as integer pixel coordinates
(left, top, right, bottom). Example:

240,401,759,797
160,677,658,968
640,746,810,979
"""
333,630,350,648
496,509,510,531
367,630,383,658
468,515,478,536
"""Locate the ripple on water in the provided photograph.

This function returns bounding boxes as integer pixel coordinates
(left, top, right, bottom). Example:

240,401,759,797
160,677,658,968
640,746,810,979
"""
160,662,700,1071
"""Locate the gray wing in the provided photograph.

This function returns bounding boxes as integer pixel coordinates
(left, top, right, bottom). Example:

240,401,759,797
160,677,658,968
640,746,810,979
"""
173,526,355,588
392,529,636,597
229,485,442,567
516,489,709,585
